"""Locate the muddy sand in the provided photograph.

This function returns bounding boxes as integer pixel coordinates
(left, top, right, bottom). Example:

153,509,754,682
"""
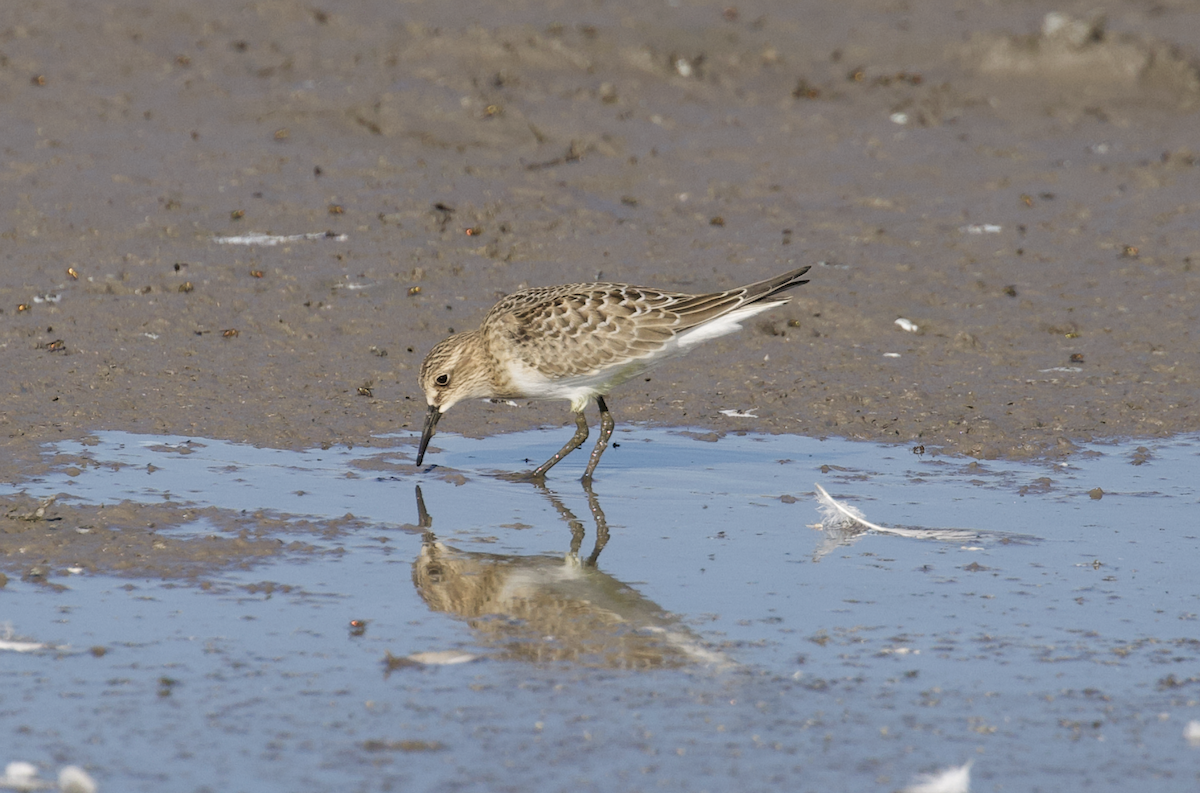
2,1,1198,572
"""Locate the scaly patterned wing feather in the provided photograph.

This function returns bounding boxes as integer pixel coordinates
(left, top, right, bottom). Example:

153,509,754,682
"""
483,283,690,378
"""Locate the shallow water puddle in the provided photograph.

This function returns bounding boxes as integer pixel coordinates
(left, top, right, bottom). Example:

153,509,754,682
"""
2,429,1200,792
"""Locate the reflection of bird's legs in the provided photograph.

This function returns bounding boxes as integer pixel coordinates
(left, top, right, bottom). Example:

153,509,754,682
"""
534,482,588,557
534,481,610,566
582,480,610,567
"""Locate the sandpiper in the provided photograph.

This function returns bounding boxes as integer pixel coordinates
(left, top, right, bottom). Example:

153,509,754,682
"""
415,265,811,479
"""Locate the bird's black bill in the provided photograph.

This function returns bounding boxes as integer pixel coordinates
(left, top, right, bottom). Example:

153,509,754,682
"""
415,405,442,466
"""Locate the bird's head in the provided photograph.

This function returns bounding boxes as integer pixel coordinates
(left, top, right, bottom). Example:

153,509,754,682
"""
415,331,493,465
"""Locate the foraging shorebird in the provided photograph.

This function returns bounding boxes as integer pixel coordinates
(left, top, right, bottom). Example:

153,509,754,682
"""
415,266,811,479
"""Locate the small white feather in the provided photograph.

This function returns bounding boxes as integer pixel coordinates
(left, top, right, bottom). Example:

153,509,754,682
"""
407,650,479,665
0,761,49,791
903,760,972,793
813,483,890,532
57,766,97,793
812,484,983,544
0,623,52,654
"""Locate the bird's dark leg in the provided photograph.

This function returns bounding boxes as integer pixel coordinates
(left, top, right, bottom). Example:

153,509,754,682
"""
529,409,590,478
582,395,614,482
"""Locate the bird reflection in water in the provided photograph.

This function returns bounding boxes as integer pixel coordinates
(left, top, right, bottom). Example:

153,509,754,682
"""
411,484,730,669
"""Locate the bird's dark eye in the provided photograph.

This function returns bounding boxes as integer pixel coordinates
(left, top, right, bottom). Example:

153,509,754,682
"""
434,373,450,387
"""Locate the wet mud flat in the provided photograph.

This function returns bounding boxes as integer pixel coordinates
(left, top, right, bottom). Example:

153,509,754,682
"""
1,0,1198,478
3,429,1200,791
